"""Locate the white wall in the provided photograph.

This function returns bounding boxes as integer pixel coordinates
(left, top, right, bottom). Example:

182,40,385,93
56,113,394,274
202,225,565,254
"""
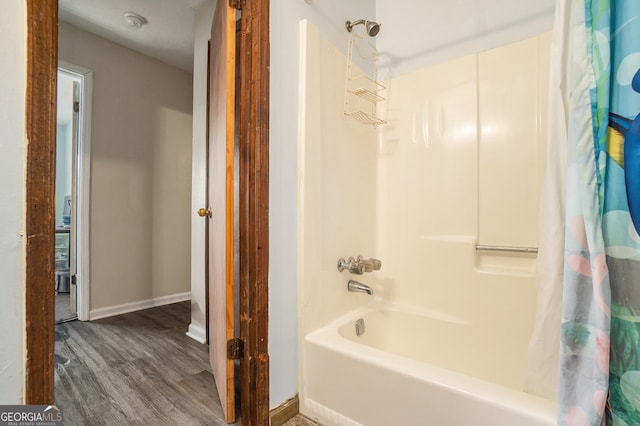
269,0,376,408
58,22,193,313
0,2,25,404
188,0,216,344
376,0,554,77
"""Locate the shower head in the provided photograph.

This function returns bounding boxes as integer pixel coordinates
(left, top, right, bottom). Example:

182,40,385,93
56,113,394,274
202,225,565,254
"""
346,19,381,37
366,21,381,37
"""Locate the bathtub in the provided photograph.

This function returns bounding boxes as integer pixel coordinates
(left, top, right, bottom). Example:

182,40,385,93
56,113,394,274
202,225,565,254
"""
301,305,556,426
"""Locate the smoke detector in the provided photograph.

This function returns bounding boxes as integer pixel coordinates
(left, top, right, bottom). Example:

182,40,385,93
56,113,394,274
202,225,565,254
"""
124,12,147,29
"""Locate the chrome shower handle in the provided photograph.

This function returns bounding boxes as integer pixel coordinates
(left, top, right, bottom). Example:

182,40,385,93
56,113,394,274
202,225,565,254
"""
337,257,364,275
338,256,381,274
337,257,353,272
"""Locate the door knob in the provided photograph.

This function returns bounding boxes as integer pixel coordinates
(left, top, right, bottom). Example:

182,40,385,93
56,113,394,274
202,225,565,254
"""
198,207,212,218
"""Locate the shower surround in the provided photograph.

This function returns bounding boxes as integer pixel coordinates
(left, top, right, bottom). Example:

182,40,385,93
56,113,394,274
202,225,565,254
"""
298,20,554,425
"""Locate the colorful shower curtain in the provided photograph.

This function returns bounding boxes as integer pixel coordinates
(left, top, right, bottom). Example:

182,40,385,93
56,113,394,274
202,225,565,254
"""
560,0,640,425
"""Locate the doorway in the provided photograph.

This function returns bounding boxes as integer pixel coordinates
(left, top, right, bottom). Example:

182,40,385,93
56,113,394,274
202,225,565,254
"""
55,62,92,324
25,1,270,423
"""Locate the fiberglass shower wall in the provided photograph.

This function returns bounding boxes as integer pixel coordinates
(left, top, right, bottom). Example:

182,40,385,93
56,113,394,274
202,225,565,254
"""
298,19,551,322
298,20,378,338
373,33,551,386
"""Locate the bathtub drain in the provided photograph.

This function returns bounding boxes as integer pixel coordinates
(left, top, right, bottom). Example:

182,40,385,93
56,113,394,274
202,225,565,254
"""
355,318,365,337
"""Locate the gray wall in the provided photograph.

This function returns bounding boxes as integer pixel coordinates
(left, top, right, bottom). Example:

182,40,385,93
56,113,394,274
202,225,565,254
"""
59,21,194,312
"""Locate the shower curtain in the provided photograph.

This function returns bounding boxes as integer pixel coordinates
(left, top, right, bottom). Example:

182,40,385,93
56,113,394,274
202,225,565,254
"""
554,0,640,425
524,0,571,401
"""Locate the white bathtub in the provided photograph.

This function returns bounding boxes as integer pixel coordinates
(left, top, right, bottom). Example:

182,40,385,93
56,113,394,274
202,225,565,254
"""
301,305,556,426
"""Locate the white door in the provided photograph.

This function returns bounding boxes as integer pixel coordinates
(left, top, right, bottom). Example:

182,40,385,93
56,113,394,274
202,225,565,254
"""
56,63,92,323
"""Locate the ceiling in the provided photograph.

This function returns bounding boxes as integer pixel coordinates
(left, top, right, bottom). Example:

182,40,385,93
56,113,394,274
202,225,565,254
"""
58,0,556,76
58,0,209,73
376,0,555,75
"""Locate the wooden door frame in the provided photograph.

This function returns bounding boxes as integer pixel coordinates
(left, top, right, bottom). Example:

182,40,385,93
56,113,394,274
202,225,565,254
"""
238,0,270,423
25,0,57,404
25,0,270,422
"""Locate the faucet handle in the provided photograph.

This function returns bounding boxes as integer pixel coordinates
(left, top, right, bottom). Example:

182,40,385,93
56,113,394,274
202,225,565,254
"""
337,257,353,272
350,263,365,274
356,256,382,272
368,258,382,271
337,257,364,275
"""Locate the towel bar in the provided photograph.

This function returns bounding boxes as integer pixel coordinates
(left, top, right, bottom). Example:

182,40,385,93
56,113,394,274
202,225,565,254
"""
475,244,538,254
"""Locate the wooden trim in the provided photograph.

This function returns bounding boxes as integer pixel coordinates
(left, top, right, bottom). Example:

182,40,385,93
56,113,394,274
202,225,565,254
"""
25,0,58,404
270,395,299,426
204,40,211,345
239,0,270,424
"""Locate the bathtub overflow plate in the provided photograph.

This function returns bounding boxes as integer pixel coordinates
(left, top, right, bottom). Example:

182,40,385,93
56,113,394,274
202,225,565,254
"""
355,318,365,337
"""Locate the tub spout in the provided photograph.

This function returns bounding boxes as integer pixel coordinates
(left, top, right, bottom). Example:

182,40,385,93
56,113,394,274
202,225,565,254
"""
348,279,373,295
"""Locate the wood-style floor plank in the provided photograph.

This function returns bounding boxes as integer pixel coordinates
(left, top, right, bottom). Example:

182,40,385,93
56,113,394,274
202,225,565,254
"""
55,301,227,425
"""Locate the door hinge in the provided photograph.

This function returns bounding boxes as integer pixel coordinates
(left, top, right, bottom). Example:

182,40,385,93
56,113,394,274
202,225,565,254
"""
227,338,243,360
71,275,77,285
73,101,80,112
229,0,243,10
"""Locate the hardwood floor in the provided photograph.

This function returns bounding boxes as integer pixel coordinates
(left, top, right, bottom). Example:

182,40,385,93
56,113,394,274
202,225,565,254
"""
54,301,228,425
55,301,321,425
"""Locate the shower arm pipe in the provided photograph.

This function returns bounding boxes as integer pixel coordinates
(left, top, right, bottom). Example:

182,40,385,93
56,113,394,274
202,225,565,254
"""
475,244,538,254
345,19,381,37
346,19,366,31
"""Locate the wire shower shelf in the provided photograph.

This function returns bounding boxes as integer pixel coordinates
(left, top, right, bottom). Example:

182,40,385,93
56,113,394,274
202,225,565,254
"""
344,32,387,126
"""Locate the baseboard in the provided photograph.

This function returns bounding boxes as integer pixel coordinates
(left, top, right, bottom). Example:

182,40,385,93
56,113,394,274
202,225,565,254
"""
270,395,299,426
186,323,207,344
89,292,191,320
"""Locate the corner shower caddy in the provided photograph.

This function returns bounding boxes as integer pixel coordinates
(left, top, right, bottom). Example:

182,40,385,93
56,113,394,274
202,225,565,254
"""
344,32,387,126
